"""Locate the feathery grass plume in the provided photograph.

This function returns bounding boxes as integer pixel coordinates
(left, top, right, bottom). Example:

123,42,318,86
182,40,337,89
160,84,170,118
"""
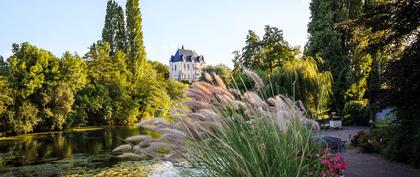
185,88,211,101
244,69,264,89
115,71,326,176
213,72,227,90
118,152,147,159
113,144,132,153
243,91,268,108
125,135,151,143
204,72,213,82
191,81,214,96
229,88,242,96
182,101,209,111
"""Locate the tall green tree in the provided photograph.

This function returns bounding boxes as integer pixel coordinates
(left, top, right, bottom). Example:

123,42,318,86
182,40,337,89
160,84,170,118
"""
102,0,127,55
233,25,298,73
1,43,87,133
126,0,146,76
305,0,364,113
349,0,420,165
74,42,137,126
0,55,7,75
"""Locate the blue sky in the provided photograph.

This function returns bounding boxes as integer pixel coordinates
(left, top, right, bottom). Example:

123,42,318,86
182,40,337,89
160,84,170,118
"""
0,0,310,67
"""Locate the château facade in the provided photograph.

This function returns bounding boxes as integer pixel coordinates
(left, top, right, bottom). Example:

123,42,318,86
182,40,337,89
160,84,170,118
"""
169,46,206,82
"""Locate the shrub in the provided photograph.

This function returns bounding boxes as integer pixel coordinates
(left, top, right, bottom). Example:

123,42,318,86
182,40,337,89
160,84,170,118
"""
343,100,369,126
351,130,384,153
381,111,420,167
115,71,334,177
6,102,40,134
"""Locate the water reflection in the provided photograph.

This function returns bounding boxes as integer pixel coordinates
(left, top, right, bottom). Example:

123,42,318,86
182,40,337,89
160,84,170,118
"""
0,126,144,176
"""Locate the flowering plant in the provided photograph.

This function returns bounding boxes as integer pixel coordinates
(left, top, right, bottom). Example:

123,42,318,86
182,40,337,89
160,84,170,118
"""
320,152,347,177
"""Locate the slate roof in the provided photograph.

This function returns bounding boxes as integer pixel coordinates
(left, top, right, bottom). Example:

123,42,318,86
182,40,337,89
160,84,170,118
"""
170,46,204,63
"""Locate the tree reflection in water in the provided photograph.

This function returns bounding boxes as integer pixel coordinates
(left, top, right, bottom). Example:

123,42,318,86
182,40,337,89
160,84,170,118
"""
0,126,145,176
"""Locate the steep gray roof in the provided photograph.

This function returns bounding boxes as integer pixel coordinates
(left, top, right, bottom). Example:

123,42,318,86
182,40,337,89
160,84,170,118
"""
170,46,204,63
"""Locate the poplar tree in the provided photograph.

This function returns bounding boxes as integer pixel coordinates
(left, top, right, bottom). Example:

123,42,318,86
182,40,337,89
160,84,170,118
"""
126,0,146,76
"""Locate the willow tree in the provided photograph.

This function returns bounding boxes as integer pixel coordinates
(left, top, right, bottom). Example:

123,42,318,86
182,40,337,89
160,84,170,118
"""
265,58,332,117
233,57,332,117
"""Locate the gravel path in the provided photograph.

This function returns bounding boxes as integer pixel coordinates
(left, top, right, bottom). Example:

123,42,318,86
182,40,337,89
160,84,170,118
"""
320,127,420,177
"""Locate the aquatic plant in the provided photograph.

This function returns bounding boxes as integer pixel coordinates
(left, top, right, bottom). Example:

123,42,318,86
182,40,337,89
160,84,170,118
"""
114,71,328,176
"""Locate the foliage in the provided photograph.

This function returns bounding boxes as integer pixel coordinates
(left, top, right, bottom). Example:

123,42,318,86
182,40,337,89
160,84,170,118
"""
126,0,146,76
165,79,188,106
0,55,7,75
381,112,420,167
0,77,13,117
233,58,332,117
116,72,329,177
102,0,127,55
348,0,420,166
343,100,369,126
0,1,186,135
0,43,87,133
149,60,170,79
200,64,232,85
351,130,384,153
305,0,364,113
233,25,299,73
5,101,40,134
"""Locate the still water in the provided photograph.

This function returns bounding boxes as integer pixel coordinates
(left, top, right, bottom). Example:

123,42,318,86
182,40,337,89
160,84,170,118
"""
0,126,188,177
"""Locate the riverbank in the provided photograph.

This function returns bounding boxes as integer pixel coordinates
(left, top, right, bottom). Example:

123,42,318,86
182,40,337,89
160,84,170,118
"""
0,126,107,140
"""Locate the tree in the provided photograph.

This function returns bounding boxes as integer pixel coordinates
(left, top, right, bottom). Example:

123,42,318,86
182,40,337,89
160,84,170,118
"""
232,57,332,118
102,0,127,55
149,60,169,79
305,0,364,113
349,0,420,165
74,42,137,125
1,43,87,133
233,25,298,73
126,0,146,76
0,55,7,75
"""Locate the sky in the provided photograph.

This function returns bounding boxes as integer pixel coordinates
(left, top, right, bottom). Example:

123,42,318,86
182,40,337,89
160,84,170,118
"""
0,0,311,68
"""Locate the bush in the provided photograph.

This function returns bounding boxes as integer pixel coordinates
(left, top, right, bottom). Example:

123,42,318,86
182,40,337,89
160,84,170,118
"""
6,102,40,135
343,100,369,126
381,111,420,167
351,130,384,153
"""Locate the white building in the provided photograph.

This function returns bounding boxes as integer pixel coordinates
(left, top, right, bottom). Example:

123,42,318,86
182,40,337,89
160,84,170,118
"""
169,46,206,82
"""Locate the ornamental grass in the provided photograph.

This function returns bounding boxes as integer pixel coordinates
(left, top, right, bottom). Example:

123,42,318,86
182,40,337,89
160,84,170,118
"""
114,70,331,177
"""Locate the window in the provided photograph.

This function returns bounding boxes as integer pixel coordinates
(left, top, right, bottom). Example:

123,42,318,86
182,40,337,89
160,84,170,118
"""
175,65,177,71
187,64,190,70
184,63,186,69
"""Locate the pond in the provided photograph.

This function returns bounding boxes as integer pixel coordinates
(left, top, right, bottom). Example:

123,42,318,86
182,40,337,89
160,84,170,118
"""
0,126,192,177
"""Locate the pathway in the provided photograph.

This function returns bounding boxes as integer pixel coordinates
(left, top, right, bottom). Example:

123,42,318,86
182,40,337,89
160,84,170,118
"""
320,127,420,177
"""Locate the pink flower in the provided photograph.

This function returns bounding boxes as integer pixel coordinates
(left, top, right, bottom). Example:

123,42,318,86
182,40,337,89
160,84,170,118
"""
320,152,347,176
